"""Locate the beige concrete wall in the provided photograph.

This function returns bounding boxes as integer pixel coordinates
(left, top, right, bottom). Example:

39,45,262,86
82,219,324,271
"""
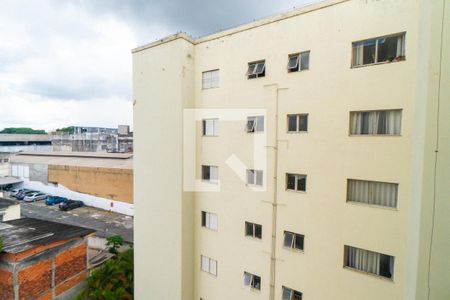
133,37,195,300
133,0,449,299
2,204,20,221
48,165,133,203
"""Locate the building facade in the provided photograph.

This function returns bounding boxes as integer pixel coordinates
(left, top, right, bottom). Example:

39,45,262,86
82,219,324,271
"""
133,0,450,299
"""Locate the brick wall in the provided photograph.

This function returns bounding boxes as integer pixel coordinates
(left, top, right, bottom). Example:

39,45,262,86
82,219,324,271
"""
55,243,87,285
18,260,52,299
0,267,14,300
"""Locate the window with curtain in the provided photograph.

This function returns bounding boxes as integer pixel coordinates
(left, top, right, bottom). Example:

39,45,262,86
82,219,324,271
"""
286,173,307,192
202,69,220,89
283,231,305,251
350,109,402,135
202,165,218,182
247,169,263,186
201,255,218,276
245,221,262,239
244,272,261,290
347,179,398,208
352,32,405,67
201,211,218,230
344,245,394,279
287,114,308,132
202,119,219,136
282,286,303,300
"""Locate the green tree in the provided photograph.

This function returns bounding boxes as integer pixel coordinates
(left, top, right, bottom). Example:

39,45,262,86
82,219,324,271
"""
0,237,4,252
106,235,124,254
0,127,47,134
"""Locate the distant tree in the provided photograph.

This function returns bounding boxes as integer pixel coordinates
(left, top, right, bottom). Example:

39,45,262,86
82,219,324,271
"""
0,127,47,134
55,126,74,133
0,237,4,252
106,235,124,254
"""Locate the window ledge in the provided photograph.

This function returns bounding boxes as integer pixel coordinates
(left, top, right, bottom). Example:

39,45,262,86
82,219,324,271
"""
346,201,398,211
202,86,220,90
351,58,406,69
202,135,219,137
343,266,394,282
286,131,308,134
285,189,306,194
283,246,304,253
245,235,263,241
348,134,402,137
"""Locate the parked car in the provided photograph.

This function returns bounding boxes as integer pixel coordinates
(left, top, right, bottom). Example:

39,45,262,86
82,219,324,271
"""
46,196,67,206
59,200,83,211
9,189,23,198
23,192,48,202
16,189,39,200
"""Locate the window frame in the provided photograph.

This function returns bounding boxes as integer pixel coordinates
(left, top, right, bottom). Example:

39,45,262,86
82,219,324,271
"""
283,231,305,251
287,114,308,133
244,272,261,290
285,173,307,192
245,221,262,239
202,69,220,89
287,51,310,73
202,118,219,136
246,60,266,79
201,211,218,231
349,109,402,136
343,245,395,280
282,286,303,300
246,169,264,186
346,179,399,209
200,255,218,276
351,32,406,68
246,116,264,133
201,165,219,183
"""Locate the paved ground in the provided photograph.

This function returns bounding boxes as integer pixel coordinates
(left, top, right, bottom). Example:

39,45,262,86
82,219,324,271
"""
21,201,134,243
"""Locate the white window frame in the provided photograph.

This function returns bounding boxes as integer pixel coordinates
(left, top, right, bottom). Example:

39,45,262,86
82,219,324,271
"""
246,60,266,79
202,119,219,136
245,221,262,239
287,51,310,72
247,169,263,186
286,173,307,192
282,286,303,300
202,69,220,89
347,179,398,208
244,272,261,290
287,114,308,132
202,165,218,183
246,116,264,133
201,255,218,276
283,231,305,251
201,211,218,231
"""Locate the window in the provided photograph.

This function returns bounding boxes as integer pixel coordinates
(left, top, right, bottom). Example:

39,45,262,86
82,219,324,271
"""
202,119,218,136
350,110,402,135
246,60,265,79
202,69,219,89
287,114,308,132
347,179,398,208
282,286,303,300
201,255,218,276
245,222,262,239
286,173,306,192
247,169,263,186
246,116,264,133
202,165,218,182
283,231,304,251
201,211,218,230
244,272,261,290
0,212,4,222
344,245,394,279
352,33,405,67
287,51,310,72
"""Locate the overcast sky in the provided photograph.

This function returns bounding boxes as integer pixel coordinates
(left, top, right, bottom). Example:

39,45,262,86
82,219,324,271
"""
0,0,318,131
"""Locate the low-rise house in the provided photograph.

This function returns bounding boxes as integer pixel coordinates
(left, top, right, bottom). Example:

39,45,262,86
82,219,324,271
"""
0,218,94,300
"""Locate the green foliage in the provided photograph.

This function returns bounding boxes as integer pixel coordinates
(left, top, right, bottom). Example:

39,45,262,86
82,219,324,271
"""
0,127,47,134
106,235,124,254
76,249,134,300
55,126,74,133
0,237,4,252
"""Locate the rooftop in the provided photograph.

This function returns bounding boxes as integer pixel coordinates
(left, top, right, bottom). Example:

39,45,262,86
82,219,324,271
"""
0,218,94,254
0,134,50,142
132,0,348,53
0,176,23,186
10,151,133,170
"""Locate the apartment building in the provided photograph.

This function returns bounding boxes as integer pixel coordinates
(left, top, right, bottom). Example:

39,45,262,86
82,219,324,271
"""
133,0,449,299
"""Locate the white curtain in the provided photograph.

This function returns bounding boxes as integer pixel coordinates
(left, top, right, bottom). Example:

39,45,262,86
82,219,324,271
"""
201,255,209,272
350,110,401,135
353,43,364,66
348,247,381,275
347,179,398,208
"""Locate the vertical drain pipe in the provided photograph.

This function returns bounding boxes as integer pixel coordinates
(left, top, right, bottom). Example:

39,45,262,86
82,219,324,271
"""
265,84,288,300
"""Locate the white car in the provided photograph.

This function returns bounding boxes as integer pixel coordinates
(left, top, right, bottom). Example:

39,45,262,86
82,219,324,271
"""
23,192,48,202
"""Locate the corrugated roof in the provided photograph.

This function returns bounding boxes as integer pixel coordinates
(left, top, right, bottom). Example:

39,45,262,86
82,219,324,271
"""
0,218,94,254
10,151,133,169
0,176,23,186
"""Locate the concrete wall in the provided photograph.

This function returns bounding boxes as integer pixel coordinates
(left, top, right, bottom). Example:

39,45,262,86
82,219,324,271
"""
1,204,20,222
48,165,133,203
133,36,195,300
